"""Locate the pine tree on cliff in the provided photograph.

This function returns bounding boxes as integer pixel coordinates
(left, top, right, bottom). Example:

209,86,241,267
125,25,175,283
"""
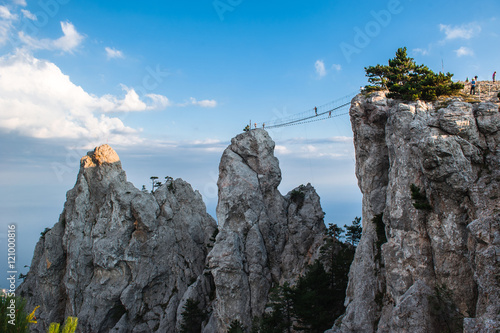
364,47,463,101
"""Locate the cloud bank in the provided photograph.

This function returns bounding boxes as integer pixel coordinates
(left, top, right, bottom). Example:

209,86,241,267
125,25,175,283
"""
0,50,172,145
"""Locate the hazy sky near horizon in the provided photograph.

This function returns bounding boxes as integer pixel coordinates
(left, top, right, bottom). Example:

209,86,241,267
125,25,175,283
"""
1,0,499,285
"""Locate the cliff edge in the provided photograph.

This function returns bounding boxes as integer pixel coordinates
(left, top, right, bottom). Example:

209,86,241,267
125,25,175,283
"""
336,92,500,332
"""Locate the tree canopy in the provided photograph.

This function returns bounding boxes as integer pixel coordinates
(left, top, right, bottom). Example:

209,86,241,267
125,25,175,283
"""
364,47,463,101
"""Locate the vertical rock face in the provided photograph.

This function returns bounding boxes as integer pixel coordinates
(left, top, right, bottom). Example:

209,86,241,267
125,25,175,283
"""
339,92,500,332
19,144,217,333
205,129,326,331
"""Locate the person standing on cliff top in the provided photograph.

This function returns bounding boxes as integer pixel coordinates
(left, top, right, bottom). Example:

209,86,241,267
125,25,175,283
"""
470,77,476,95
493,71,496,83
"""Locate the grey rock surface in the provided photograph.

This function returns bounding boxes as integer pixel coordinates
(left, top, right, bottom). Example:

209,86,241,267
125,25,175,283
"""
19,145,217,333
338,92,500,332
20,132,329,333
206,129,326,332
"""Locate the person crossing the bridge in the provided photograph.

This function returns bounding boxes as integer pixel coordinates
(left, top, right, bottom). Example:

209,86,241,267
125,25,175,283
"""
314,106,317,116
329,111,332,118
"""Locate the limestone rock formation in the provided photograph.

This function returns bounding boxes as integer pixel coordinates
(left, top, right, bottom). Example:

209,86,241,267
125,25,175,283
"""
204,129,326,332
335,92,500,332
19,145,217,333
20,133,329,333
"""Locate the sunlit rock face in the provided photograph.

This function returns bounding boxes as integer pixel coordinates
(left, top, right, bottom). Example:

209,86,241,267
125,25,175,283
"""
19,145,217,333
335,92,500,333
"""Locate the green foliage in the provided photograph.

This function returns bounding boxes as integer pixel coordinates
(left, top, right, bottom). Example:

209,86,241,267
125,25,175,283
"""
325,223,344,240
290,186,306,211
180,299,205,333
253,219,358,333
320,224,355,306
48,323,60,333
40,228,51,237
410,184,432,210
0,295,31,333
47,317,78,333
428,284,463,333
364,47,463,101
344,217,362,246
290,261,338,332
228,320,245,333
61,317,78,333
252,284,294,333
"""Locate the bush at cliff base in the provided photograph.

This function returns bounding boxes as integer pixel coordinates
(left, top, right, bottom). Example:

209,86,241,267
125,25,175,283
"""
0,294,36,333
364,47,464,101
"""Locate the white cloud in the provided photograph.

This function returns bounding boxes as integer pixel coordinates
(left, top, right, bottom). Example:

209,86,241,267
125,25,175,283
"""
192,98,217,108
331,64,342,71
0,5,17,45
275,145,291,155
0,51,170,144
146,94,171,109
439,23,481,40
0,19,13,45
315,59,326,77
0,5,17,20
115,86,148,111
21,9,36,21
19,21,84,53
179,97,217,108
12,0,27,6
273,136,354,160
413,48,429,55
105,47,124,59
455,46,474,57
99,85,170,113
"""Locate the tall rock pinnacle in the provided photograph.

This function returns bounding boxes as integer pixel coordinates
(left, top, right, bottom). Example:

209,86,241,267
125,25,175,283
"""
205,129,326,331
19,144,217,333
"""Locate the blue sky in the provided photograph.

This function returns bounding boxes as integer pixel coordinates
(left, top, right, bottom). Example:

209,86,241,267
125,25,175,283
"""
1,0,499,285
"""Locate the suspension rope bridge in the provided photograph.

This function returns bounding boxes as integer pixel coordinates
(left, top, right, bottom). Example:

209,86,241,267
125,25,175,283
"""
251,90,359,130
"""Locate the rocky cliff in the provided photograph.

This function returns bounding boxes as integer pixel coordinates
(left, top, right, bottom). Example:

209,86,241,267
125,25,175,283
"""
19,145,218,332
20,130,328,332
336,91,500,332
205,129,326,331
